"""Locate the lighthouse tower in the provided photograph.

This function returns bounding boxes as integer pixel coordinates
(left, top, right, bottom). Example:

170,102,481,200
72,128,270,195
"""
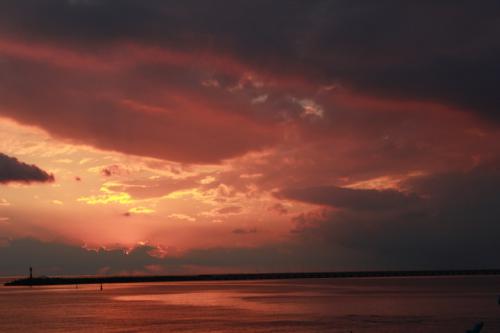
29,266,33,279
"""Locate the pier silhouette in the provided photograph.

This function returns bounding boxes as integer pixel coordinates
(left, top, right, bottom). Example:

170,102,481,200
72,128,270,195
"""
5,269,500,287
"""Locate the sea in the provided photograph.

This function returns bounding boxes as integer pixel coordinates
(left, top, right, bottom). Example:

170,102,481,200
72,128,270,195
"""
0,275,499,332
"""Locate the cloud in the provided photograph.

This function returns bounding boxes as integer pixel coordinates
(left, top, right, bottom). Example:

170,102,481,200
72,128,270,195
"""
0,1,498,119
216,206,243,215
0,237,353,276
101,164,124,177
232,227,258,235
289,164,500,269
0,57,277,163
268,203,288,215
0,2,499,275
107,176,201,200
0,153,54,184
279,185,420,211
0,238,162,276
3,160,499,276
0,1,498,167
168,213,196,222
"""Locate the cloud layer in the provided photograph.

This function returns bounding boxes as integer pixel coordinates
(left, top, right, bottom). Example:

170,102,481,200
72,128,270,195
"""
0,153,54,184
0,1,499,164
0,2,500,275
287,164,500,269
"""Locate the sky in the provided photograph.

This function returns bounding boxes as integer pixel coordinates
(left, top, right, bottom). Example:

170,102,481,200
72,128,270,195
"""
1,0,500,276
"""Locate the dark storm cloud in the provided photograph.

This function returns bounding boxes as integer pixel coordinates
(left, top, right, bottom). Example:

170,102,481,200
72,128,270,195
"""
0,236,361,276
0,153,54,184
0,238,160,275
290,164,500,269
0,56,275,163
279,186,421,211
0,1,498,164
1,0,499,119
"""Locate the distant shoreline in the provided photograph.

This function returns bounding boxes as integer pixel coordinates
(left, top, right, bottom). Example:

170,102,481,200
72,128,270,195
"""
4,269,500,286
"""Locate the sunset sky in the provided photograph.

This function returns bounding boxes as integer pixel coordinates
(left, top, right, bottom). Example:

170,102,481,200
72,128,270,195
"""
1,1,500,276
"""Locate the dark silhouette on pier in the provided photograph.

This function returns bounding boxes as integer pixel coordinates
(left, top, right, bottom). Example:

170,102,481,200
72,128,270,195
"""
466,322,484,333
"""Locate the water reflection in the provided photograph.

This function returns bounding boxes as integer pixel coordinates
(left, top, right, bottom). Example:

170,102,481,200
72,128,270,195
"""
115,290,316,313
1,276,499,332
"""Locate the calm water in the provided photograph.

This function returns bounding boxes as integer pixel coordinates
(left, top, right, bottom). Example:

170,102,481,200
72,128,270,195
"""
0,276,499,332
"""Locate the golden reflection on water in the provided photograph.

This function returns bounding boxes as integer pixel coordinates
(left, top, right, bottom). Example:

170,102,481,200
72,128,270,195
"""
114,290,312,313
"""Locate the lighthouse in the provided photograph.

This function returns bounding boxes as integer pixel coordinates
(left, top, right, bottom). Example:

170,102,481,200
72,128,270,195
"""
29,266,32,279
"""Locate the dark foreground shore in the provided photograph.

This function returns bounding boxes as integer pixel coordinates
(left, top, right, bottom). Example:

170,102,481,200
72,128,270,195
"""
5,269,500,286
